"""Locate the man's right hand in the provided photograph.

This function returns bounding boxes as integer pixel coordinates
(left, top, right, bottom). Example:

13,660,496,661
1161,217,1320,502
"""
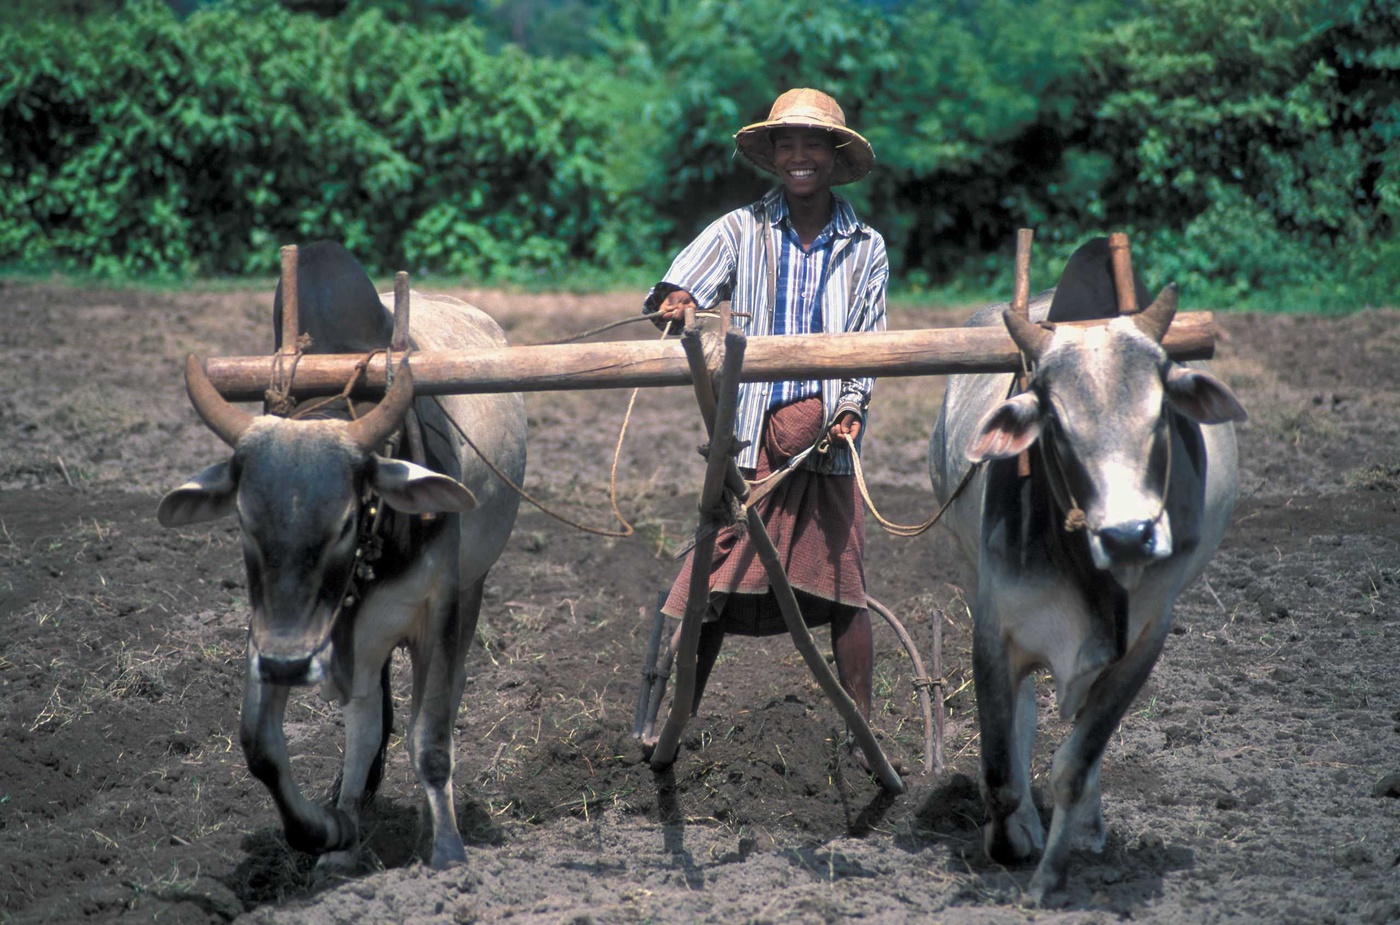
657,289,697,323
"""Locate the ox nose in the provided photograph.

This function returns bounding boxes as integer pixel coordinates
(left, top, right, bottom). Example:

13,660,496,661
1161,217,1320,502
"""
1097,520,1156,561
257,653,315,685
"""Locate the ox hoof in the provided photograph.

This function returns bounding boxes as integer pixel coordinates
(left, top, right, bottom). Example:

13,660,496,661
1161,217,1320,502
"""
429,838,468,870
285,807,358,856
984,814,1044,866
313,848,362,885
1027,865,1068,907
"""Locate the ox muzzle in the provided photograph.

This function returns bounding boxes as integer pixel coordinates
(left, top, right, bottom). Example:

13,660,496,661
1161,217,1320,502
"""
248,627,335,687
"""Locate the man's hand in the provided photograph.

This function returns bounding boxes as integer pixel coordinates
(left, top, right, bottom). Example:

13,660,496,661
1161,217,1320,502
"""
657,289,697,323
828,410,862,443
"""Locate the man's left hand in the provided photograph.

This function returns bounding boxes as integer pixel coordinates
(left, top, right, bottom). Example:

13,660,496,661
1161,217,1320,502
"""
828,410,862,443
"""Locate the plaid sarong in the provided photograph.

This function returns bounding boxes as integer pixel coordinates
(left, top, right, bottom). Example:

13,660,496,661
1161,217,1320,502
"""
661,397,866,634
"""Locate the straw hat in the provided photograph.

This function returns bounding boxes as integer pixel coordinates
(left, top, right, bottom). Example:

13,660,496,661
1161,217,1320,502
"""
733,88,875,186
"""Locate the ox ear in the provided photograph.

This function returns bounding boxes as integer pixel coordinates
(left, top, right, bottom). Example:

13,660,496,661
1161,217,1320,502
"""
966,393,1042,463
370,456,478,514
1165,366,1248,424
157,461,237,527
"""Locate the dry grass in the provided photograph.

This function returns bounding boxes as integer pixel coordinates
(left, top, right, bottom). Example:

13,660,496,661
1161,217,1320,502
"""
1345,463,1400,492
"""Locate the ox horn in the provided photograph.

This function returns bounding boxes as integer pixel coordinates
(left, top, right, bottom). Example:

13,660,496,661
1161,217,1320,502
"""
1133,283,1179,344
348,359,415,452
185,353,254,447
1003,308,1054,362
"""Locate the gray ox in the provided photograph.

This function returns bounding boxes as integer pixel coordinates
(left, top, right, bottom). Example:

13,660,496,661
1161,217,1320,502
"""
928,239,1246,901
157,242,526,870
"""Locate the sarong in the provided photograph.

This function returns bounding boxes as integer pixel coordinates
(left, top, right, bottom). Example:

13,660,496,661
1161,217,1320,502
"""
660,397,866,636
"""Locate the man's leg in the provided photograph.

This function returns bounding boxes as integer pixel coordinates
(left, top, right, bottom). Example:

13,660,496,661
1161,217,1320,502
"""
690,594,728,716
831,604,873,721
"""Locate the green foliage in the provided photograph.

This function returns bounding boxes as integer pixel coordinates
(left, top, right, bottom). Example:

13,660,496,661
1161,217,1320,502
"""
0,0,642,278
1067,0,1400,306
0,0,1395,309
867,0,1127,278
593,0,902,244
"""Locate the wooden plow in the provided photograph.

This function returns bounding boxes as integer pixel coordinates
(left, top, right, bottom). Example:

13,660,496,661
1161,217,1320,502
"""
198,236,1219,794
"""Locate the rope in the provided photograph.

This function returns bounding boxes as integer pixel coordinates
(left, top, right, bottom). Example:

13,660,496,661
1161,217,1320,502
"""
287,349,393,422
533,314,658,345
262,308,798,540
264,333,396,425
841,433,979,538
264,315,666,538
264,333,314,416
528,309,745,346
866,595,939,776
440,400,637,539
437,318,691,539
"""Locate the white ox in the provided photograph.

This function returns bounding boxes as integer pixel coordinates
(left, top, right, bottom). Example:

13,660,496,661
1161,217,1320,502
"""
158,242,526,871
928,242,1246,901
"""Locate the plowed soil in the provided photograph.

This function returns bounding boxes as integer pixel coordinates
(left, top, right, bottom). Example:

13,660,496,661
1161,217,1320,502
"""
1,280,1397,924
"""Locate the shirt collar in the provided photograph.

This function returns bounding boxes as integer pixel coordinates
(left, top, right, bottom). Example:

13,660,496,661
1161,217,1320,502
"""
762,187,861,239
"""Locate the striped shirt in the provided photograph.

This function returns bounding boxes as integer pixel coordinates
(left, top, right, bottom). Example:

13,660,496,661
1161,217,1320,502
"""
768,215,833,408
645,187,889,475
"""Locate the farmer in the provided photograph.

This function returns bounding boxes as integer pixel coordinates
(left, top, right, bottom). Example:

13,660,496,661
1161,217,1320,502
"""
643,87,889,765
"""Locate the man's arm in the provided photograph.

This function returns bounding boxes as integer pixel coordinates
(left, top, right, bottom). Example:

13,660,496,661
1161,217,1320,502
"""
641,212,741,332
834,236,889,427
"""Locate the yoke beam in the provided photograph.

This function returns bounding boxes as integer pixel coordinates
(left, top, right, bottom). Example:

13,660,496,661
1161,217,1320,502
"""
199,313,1219,401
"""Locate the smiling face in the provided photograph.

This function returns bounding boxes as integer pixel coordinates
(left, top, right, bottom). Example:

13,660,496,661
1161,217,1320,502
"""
771,127,837,200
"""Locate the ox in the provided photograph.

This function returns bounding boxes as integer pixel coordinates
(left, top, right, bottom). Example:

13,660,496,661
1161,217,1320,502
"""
157,242,526,870
928,239,1247,901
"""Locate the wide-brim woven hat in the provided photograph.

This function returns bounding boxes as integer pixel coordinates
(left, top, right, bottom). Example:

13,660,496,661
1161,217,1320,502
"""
733,88,875,186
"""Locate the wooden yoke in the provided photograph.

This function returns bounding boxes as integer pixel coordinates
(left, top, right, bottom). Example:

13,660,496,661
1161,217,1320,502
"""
392,271,411,351
1013,229,1033,479
1110,232,1139,314
279,245,299,354
391,272,433,494
204,316,1219,401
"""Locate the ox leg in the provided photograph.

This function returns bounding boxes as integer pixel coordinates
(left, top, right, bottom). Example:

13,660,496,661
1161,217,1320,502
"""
318,655,395,877
241,675,356,856
406,575,482,869
1030,621,1169,904
973,597,1045,865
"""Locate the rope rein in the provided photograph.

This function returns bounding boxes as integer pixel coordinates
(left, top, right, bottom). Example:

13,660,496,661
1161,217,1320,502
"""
262,318,669,539
536,314,658,345
425,313,722,537
438,394,637,539
840,432,979,538
432,318,698,539
529,309,743,347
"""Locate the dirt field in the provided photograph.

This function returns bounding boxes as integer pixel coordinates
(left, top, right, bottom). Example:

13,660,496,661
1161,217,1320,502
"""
1,279,1397,924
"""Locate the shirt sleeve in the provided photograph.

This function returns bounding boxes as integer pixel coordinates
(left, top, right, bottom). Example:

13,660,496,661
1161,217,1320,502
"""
837,233,889,416
642,212,741,330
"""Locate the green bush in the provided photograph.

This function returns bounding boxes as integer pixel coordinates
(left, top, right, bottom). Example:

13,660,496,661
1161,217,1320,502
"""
0,0,1394,309
1067,0,1400,307
0,0,644,278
